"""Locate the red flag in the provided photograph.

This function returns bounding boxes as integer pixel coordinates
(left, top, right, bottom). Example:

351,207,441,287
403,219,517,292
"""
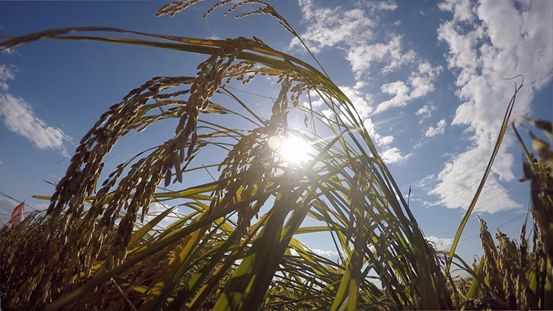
11,201,24,226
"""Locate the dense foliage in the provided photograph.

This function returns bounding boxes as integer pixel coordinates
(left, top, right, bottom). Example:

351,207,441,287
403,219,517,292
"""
1,1,552,310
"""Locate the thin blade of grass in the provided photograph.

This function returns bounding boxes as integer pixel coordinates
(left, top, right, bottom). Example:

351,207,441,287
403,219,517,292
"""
446,80,523,273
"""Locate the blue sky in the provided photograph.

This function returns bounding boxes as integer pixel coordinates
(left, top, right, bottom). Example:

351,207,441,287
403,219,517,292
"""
0,0,551,263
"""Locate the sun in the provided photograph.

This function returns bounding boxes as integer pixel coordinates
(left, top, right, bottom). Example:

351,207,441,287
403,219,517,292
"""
268,135,311,164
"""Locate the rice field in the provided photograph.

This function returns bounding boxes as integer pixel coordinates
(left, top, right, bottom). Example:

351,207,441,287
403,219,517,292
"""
1,1,552,310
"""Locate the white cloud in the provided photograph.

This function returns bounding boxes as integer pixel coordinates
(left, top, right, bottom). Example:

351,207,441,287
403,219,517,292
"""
438,0,474,22
366,1,398,13
424,119,447,137
426,236,453,250
1,48,19,56
310,248,340,258
0,65,15,81
339,85,373,120
290,247,343,259
143,201,168,222
381,147,410,164
0,93,69,152
416,103,436,116
291,0,375,53
291,0,442,175
416,174,436,189
0,64,70,154
432,0,553,213
347,34,416,77
376,81,410,112
363,118,378,137
375,62,442,113
0,64,16,91
416,103,437,123
362,118,405,163
430,147,520,213
321,109,334,121
292,1,415,78
409,62,443,99
379,135,394,145
363,118,394,146
302,93,325,108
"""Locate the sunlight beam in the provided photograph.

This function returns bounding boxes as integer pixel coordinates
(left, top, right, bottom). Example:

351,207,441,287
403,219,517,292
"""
268,135,311,164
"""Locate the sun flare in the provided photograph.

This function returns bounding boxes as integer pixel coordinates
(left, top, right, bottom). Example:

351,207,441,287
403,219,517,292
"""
273,135,311,164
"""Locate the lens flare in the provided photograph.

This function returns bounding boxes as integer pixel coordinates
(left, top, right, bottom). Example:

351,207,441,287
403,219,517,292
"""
279,136,311,163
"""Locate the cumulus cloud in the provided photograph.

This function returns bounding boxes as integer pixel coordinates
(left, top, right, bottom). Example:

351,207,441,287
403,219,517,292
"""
321,109,334,121
292,0,415,78
431,0,552,213
0,65,70,154
429,146,520,213
339,85,373,120
290,0,375,53
438,0,474,22
416,103,437,123
426,236,453,250
302,92,325,109
363,118,394,146
381,147,410,164
0,64,15,91
0,65,15,80
303,87,373,127
347,34,416,77
365,0,399,15
310,248,340,258
409,62,443,98
362,107,410,164
379,135,394,145
376,81,410,112
424,119,447,137
143,201,168,222
375,62,443,113
373,1,398,12
291,1,444,168
0,94,69,152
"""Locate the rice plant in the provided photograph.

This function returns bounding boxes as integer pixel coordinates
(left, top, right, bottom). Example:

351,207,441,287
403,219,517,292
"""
0,1,546,310
453,117,553,311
